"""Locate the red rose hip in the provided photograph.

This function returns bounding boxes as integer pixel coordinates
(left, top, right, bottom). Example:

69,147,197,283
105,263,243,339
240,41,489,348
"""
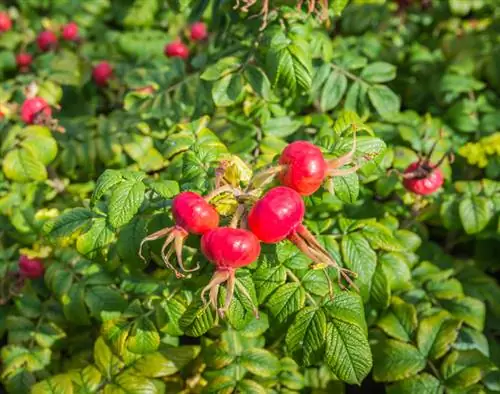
16,52,33,71
403,161,444,195
37,30,58,51
201,227,261,317
61,22,78,41
21,97,51,124
19,255,44,279
92,62,113,86
139,191,219,277
164,41,189,59
190,22,208,41
0,12,12,32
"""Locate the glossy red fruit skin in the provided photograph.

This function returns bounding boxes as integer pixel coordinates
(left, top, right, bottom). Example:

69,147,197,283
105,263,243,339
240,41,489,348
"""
279,141,328,196
201,228,261,270
172,192,219,235
92,62,113,86
19,256,44,279
62,22,78,41
403,162,444,195
190,22,207,41
16,52,33,69
0,12,12,32
248,186,305,243
164,41,189,59
37,30,58,51
21,97,51,124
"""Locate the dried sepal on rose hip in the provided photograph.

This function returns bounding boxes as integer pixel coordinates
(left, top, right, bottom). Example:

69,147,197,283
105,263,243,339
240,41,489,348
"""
139,191,219,277
248,186,357,292
252,133,361,196
200,227,260,318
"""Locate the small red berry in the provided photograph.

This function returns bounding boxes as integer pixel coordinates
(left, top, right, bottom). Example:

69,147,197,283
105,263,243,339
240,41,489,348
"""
403,162,444,195
19,255,44,279
279,141,328,196
190,22,208,41
172,191,219,235
201,227,261,270
248,186,305,244
16,52,33,71
37,30,58,52
0,12,12,33
164,41,189,59
61,22,78,41
21,97,51,124
92,62,113,86
139,191,219,277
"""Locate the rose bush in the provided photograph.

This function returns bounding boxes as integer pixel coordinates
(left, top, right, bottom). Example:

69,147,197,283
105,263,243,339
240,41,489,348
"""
1,0,500,393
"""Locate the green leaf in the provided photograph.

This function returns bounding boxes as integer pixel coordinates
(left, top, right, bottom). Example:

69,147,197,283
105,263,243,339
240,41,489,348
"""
245,65,271,100
132,351,179,377
127,317,160,354
267,283,306,323
379,252,412,292
320,70,348,111
31,375,73,394
286,307,327,365
240,348,280,378
387,373,443,394
45,208,94,238
417,311,461,360
361,62,396,83
459,197,493,234
266,33,312,93
441,350,496,390
237,379,267,394
361,222,403,252
263,116,302,138
108,179,145,229
148,180,179,198
179,295,215,337
341,233,377,300
325,319,372,385
84,286,127,317
371,263,391,309
373,339,426,382
201,57,242,81
377,298,418,342
70,365,102,392
333,173,359,203
441,297,485,331
368,85,401,120
92,170,123,202
426,279,463,300
212,73,244,107
76,218,115,260
94,337,124,378
2,148,47,182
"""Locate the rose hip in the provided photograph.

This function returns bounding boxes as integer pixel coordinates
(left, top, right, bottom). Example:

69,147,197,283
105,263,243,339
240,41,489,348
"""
19,256,44,279
37,30,58,52
0,12,12,32
61,22,78,41
92,62,113,86
16,52,33,72
248,186,357,291
139,191,219,277
190,22,208,41
402,162,444,195
164,41,189,59
21,97,51,124
201,227,260,317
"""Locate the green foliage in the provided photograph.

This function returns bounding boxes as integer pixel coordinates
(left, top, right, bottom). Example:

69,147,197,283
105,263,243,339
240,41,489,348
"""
1,0,500,393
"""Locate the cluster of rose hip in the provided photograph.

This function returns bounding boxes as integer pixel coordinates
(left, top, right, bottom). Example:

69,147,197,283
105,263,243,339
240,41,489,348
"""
140,139,365,317
0,11,207,126
140,134,449,317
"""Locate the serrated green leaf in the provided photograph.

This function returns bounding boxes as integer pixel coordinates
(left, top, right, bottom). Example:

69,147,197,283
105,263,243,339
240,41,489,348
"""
368,85,401,120
76,218,115,260
377,298,417,342
361,62,396,83
267,283,305,323
245,65,271,100
108,180,145,228
286,307,327,366
45,208,94,238
127,317,160,354
387,373,443,394
459,197,493,234
31,374,73,394
320,70,348,112
373,339,426,382
179,295,214,337
417,311,461,360
333,173,359,203
3,148,47,182
441,297,485,331
240,348,280,378
93,170,123,202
